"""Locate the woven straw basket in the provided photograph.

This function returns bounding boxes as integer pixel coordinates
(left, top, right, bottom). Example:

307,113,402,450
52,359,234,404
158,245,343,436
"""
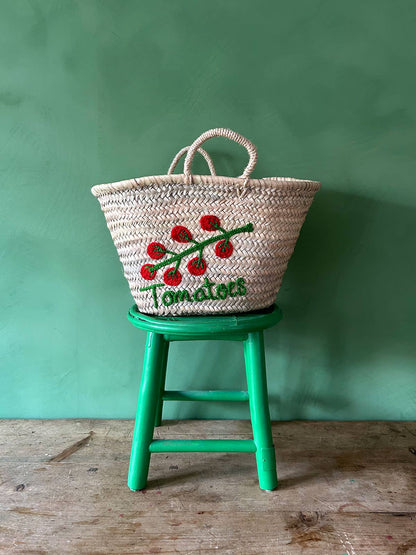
91,128,320,315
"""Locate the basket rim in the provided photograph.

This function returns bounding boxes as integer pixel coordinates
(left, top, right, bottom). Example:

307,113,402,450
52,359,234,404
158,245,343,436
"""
91,173,321,197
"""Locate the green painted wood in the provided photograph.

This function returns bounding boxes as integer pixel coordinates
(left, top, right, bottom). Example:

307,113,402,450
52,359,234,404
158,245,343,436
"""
162,390,249,402
128,304,282,338
163,334,248,342
149,439,257,453
128,332,166,490
244,331,278,490
127,307,278,490
154,339,169,428
1,1,416,420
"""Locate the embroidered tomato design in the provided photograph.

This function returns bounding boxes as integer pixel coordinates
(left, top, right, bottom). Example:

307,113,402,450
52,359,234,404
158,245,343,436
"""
141,264,157,280
200,215,221,231
171,226,193,243
187,256,207,276
147,242,166,259
215,240,233,258
163,267,182,286
141,217,253,287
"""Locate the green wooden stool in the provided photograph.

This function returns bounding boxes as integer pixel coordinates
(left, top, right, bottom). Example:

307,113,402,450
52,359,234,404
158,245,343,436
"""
127,304,282,491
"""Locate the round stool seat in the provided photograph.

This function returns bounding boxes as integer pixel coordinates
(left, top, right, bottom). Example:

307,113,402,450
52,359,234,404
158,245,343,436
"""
128,304,282,338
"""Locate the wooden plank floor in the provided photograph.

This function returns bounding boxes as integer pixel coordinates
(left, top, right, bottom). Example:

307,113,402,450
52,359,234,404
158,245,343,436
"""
0,420,415,554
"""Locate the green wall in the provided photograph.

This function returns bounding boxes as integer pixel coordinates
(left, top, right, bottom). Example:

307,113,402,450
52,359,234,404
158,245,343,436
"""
1,1,415,419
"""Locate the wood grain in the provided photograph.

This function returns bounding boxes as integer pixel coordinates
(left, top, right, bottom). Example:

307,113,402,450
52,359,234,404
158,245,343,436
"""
0,420,415,554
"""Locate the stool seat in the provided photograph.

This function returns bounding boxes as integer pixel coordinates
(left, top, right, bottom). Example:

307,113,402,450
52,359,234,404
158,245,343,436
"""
128,304,282,339
127,304,282,492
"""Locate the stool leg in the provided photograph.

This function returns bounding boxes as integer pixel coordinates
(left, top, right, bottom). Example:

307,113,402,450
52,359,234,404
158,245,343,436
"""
154,339,169,427
128,332,166,491
244,331,278,491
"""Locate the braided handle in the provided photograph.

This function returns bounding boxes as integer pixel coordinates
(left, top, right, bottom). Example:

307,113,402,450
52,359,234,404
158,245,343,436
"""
183,128,258,183
168,146,216,176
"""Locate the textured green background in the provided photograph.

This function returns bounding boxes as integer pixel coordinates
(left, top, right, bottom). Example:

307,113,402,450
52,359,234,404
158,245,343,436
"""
1,1,415,419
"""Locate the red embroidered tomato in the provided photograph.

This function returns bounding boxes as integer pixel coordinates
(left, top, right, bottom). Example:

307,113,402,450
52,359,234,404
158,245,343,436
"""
215,240,233,258
171,226,192,243
141,264,157,280
147,242,166,259
187,256,207,276
163,268,182,286
200,215,221,231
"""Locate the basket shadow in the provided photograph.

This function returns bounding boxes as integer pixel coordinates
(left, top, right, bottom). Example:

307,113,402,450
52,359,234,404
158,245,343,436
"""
265,189,416,420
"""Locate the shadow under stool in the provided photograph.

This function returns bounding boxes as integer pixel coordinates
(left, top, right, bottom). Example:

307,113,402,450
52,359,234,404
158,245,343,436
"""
127,304,282,491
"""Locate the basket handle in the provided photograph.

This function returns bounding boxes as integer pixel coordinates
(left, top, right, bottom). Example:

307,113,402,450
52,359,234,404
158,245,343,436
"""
183,128,258,184
168,146,216,176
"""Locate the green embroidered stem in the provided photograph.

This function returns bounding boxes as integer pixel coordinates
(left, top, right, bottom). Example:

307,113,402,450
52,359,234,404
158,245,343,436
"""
154,245,176,256
213,222,229,246
150,223,254,273
196,246,203,265
213,223,227,234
